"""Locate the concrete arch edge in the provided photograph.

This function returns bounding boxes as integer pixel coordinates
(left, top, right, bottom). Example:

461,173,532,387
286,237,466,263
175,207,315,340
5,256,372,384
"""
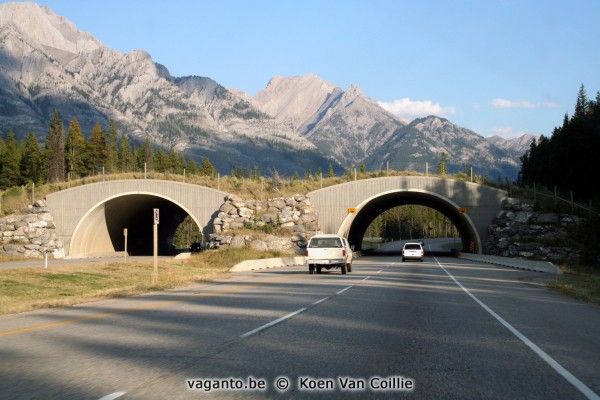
336,188,482,254
68,191,202,258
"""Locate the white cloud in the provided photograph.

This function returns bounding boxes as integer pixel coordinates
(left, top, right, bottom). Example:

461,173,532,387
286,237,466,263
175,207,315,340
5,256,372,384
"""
490,98,559,109
378,98,456,118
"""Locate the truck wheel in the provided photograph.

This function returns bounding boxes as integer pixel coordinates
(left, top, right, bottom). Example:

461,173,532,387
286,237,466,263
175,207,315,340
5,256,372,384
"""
341,264,347,274
347,263,352,273
309,264,315,274
316,266,322,274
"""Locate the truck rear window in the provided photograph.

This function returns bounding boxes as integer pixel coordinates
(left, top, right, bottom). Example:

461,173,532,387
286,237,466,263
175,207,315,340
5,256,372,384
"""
309,239,342,248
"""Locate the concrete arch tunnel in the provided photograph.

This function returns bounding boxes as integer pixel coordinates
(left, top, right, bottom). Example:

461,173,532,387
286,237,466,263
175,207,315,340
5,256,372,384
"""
45,180,229,258
70,193,198,256
338,189,479,253
308,176,508,254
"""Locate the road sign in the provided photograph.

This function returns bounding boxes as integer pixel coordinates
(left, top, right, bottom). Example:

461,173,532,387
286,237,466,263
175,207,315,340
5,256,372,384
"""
348,207,357,214
153,208,160,224
458,207,468,214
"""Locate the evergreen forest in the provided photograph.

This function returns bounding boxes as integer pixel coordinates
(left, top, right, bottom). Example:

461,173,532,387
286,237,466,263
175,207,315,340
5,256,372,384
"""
519,85,600,202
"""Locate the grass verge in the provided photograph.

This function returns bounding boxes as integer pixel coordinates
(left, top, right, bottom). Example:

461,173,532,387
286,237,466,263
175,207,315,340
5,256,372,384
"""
0,248,291,316
547,265,600,305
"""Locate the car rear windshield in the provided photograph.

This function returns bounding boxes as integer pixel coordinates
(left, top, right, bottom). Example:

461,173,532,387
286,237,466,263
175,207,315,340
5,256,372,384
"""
404,244,421,250
309,238,342,248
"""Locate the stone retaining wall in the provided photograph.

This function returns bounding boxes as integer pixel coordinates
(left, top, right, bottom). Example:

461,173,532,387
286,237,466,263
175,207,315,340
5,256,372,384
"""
485,198,585,262
0,200,65,259
209,194,321,253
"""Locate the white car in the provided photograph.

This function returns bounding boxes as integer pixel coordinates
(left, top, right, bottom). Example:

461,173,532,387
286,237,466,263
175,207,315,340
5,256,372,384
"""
402,242,424,262
306,234,353,274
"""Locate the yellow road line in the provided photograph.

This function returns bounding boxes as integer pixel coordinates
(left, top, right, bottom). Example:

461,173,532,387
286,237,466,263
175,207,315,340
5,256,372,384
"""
0,274,299,337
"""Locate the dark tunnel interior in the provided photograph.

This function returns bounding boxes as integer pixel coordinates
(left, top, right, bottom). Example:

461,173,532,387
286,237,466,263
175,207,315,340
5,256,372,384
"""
104,195,192,255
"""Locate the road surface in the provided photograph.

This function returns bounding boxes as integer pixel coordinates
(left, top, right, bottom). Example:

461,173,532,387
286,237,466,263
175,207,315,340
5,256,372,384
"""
0,248,599,399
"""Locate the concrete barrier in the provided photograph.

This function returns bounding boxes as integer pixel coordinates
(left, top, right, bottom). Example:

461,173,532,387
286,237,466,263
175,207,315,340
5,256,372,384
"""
457,252,562,274
230,256,306,272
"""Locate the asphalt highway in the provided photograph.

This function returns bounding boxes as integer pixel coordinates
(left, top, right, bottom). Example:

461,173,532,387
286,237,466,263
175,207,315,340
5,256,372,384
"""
0,249,599,399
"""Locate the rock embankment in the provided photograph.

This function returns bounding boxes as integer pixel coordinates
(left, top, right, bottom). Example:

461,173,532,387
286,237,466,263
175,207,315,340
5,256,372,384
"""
485,198,585,262
0,200,64,259
209,194,321,253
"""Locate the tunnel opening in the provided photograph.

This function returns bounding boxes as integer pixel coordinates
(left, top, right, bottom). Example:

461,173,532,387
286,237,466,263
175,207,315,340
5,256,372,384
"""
70,193,200,257
362,205,460,254
341,190,480,254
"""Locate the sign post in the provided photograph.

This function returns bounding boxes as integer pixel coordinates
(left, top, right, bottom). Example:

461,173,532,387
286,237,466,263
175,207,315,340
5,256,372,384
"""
152,209,159,284
123,228,128,262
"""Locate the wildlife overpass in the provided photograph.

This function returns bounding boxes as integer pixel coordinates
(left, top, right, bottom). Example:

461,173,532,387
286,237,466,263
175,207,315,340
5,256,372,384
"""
45,180,228,258
45,177,506,258
308,176,508,254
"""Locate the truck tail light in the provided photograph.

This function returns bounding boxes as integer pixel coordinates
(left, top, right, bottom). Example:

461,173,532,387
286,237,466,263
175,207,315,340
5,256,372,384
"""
306,250,309,257
342,249,346,257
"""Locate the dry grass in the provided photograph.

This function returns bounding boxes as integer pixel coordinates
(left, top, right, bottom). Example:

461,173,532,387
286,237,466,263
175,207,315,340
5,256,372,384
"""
0,248,291,315
547,264,600,305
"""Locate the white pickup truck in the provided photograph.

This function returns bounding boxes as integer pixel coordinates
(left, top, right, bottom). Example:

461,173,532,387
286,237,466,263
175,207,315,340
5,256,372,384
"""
305,234,353,274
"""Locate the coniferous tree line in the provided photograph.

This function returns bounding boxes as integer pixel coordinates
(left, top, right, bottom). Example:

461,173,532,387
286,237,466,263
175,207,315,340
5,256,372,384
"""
519,85,600,201
0,111,218,191
365,205,458,241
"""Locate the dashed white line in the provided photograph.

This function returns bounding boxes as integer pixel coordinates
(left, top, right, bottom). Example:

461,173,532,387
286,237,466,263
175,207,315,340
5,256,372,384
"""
336,286,353,295
312,297,330,305
240,307,307,338
433,255,600,400
98,392,126,400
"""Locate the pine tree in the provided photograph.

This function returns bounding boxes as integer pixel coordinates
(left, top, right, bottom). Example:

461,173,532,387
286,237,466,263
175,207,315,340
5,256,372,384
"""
105,120,119,174
153,148,167,172
118,133,134,173
199,157,217,177
187,158,198,175
327,164,335,178
44,111,65,183
20,132,44,184
0,131,22,188
65,118,87,179
86,123,108,175
143,137,154,171
166,147,179,173
574,84,589,119
436,153,448,176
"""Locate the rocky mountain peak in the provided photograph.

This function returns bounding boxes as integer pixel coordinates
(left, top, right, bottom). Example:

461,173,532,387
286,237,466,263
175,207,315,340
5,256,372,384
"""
0,2,528,179
254,73,338,129
0,1,102,55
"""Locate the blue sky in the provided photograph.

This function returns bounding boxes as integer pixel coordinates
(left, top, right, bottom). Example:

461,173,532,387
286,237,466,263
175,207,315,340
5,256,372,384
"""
16,0,600,139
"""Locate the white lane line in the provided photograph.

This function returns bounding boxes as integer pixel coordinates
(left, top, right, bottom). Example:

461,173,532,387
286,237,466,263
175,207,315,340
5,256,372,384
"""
362,276,371,281
433,255,600,400
336,286,353,295
98,392,126,400
312,297,330,305
240,308,307,338
241,276,368,339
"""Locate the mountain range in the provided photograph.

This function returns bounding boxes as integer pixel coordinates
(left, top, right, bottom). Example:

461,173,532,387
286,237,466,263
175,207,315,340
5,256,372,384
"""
0,1,534,178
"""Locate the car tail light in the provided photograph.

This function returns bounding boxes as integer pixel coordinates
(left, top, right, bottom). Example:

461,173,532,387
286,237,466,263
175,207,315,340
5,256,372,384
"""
421,250,424,256
306,250,308,256
342,249,346,257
